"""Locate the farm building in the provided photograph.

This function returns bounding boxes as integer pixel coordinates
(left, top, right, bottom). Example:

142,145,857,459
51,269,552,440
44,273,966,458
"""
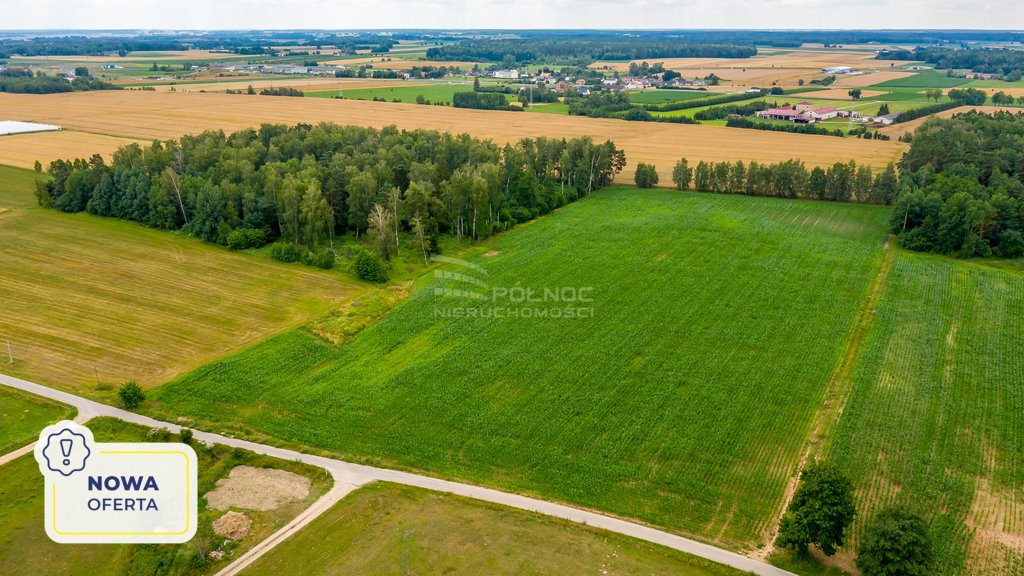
757,104,838,123
493,69,520,79
873,113,900,126
822,66,854,74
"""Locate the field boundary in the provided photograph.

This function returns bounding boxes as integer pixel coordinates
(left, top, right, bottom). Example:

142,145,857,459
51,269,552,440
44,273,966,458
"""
756,236,895,559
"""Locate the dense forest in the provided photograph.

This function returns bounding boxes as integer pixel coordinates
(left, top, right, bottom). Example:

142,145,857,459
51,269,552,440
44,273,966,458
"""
878,47,1024,78
35,124,625,272
892,111,1024,258
0,69,118,93
426,39,756,66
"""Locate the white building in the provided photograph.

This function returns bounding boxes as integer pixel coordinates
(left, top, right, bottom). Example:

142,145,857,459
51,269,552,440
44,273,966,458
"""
822,66,854,74
493,69,520,79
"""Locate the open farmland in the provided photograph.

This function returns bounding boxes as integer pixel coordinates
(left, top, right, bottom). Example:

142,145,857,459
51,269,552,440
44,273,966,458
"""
148,188,891,551
828,252,1024,575
137,77,424,93
0,165,361,394
308,81,480,104
874,71,970,88
832,71,915,87
0,91,907,183
243,482,745,576
0,130,146,169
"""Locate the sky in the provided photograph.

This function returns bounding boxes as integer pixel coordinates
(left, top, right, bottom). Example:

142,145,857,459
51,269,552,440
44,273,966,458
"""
1,0,1021,30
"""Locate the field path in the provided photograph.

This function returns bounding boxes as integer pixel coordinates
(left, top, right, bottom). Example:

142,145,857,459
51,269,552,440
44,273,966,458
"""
0,371,795,576
757,237,895,559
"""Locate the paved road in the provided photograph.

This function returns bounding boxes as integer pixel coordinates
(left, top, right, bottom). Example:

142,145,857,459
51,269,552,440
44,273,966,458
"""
1,372,793,576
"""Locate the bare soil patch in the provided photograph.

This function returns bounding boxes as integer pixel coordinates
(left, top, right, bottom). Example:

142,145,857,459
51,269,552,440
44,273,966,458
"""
212,511,253,540
205,466,311,511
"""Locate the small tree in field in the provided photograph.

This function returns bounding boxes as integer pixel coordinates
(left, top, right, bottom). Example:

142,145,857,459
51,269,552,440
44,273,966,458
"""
634,163,659,188
672,158,692,190
857,506,934,576
848,89,862,100
776,461,856,557
118,381,145,409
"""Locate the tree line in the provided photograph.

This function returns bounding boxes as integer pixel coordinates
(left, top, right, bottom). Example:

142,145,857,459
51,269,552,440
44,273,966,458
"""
35,123,625,274
426,39,756,66
666,157,898,203
891,110,1024,258
0,68,117,94
879,47,1024,78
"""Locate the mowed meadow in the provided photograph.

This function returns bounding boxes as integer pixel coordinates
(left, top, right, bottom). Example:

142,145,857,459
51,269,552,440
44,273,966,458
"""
829,253,1024,575
149,188,891,549
0,165,361,394
0,91,906,183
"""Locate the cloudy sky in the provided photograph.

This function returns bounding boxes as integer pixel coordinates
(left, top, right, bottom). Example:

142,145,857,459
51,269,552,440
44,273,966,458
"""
1,0,1020,30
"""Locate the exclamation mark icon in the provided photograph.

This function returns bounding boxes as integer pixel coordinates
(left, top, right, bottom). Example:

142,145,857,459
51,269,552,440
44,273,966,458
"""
60,439,72,466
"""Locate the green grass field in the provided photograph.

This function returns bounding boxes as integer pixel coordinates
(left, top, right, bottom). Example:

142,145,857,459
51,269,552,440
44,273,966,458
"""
0,388,73,454
0,165,362,395
307,82,499,105
0,417,331,576
630,89,715,104
243,482,746,576
874,71,970,88
149,188,891,550
828,252,1024,575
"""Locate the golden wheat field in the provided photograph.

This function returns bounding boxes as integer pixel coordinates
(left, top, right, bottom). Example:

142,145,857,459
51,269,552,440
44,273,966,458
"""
0,91,907,182
0,131,147,168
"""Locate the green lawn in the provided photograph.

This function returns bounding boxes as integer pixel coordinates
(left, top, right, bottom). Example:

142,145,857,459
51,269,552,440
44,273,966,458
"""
523,101,569,115
0,417,331,576
874,71,970,88
828,252,1024,575
149,188,890,550
242,482,746,576
308,82,504,105
0,388,74,454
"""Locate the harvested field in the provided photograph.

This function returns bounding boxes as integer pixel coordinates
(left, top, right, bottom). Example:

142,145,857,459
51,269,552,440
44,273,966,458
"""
975,87,1024,98
657,68,818,88
139,77,423,93
802,88,889,100
321,57,478,69
594,50,906,72
832,71,915,87
877,105,1019,137
205,466,311,511
0,91,907,183
0,164,361,392
0,130,146,169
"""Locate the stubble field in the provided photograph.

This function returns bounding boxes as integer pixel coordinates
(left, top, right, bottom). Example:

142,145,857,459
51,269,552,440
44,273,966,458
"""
0,165,362,394
0,91,907,183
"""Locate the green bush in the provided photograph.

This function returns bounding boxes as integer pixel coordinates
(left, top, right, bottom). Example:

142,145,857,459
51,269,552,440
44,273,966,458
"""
226,228,267,250
179,428,193,445
354,250,388,282
117,381,145,409
271,242,302,263
634,163,659,188
310,248,336,269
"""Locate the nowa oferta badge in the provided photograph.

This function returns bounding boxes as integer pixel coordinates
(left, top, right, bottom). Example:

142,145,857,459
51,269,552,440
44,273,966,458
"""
34,420,198,544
